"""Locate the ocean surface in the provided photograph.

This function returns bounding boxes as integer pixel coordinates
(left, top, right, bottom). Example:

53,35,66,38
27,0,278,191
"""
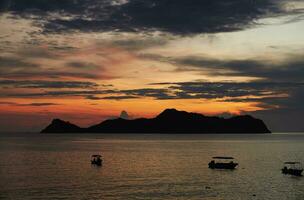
0,133,303,200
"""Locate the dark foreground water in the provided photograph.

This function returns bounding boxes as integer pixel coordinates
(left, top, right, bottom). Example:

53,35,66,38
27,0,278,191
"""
0,133,303,200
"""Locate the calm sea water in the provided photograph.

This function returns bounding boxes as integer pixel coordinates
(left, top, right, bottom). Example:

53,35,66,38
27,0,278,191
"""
0,133,303,200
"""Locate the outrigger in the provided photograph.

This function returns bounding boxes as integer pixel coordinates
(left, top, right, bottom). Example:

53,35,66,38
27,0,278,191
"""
208,156,238,169
91,155,102,166
282,162,303,176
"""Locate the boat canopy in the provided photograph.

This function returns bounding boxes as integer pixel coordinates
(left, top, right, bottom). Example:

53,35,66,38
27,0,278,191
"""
91,155,102,157
284,162,301,164
212,156,234,159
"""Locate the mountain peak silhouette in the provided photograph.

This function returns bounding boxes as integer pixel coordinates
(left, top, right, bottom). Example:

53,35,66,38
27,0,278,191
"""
41,118,81,133
156,108,205,120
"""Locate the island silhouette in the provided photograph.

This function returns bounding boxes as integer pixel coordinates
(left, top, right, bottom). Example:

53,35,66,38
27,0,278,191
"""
41,108,271,133
41,109,270,133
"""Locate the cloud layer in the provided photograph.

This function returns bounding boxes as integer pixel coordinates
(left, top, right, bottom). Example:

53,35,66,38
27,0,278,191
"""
174,55,304,82
0,79,99,88
1,0,293,35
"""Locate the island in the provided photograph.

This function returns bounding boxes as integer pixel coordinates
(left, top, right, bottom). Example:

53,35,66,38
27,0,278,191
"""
41,108,271,133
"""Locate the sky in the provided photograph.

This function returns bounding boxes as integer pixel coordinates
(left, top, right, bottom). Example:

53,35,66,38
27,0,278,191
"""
0,0,304,132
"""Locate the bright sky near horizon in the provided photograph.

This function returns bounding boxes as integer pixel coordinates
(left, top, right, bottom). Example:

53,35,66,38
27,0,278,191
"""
0,0,304,132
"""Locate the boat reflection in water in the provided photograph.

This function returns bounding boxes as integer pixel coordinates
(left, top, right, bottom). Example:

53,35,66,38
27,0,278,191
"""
208,156,238,169
281,162,303,176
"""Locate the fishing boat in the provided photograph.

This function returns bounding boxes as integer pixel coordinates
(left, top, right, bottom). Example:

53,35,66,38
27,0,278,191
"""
281,162,303,176
91,155,102,166
208,156,238,169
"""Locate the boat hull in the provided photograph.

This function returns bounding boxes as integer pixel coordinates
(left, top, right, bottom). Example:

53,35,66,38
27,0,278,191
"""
281,168,303,176
208,162,238,169
91,160,102,166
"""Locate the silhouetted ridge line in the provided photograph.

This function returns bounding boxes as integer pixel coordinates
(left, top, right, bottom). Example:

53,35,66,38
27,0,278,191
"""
41,109,271,133
41,119,83,133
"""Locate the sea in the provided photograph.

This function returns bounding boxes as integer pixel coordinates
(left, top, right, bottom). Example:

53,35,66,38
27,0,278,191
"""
0,133,303,200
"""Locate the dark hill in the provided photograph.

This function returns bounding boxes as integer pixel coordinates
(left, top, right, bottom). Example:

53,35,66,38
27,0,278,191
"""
41,109,271,133
40,119,83,133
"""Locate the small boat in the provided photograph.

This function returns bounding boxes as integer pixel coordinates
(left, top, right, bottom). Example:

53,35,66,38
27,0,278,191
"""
208,156,238,169
281,162,303,176
91,155,102,166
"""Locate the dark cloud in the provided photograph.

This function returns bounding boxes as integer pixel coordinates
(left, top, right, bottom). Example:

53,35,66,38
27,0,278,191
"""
163,54,304,82
0,101,60,106
50,45,77,51
45,89,116,97
0,79,99,89
17,48,60,59
122,88,175,99
0,69,113,79
0,54,117,79
151,81,303,100
66,61,101,70
86,95,139,100
25,102,60,106
0,56,39,68
1,89,117,98
111,37,171,50
0,56,106,79
2,87,175,100
1,0,295,35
